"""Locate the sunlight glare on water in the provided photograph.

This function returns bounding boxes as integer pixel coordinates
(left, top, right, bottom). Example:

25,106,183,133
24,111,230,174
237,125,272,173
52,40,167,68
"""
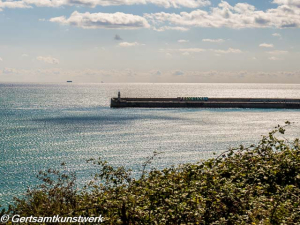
1,83,300,206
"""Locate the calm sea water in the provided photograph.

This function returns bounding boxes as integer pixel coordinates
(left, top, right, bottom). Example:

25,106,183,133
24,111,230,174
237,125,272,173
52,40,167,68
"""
1,83,300,207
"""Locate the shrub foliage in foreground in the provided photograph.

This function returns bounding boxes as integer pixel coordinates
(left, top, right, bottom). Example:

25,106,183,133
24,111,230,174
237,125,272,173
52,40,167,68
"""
4,122,300,224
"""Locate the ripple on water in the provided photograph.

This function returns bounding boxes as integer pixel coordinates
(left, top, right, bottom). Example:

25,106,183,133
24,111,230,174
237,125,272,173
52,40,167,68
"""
1,83,300,206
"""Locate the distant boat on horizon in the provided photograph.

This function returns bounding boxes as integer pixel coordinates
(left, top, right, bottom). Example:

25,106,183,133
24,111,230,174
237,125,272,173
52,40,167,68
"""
67,81,72,83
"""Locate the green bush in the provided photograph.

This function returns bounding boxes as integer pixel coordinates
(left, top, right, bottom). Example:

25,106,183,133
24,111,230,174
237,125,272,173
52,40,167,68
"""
4,122,300,224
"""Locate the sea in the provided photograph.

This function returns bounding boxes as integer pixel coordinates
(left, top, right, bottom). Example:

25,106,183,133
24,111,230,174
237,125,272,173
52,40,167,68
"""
1,83,300,207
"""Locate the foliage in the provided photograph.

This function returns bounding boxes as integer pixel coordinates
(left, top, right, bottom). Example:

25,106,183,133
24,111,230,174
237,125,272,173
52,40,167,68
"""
4,122,300,224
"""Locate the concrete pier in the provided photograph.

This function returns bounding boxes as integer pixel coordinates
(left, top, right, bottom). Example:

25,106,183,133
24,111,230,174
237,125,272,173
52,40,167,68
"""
110,97,300,109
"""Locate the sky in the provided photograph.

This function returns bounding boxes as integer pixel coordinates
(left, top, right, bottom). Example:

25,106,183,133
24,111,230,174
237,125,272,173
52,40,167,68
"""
0,0,300,83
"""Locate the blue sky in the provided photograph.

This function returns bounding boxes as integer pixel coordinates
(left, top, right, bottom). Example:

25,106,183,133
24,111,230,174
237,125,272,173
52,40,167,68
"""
0,0,300,83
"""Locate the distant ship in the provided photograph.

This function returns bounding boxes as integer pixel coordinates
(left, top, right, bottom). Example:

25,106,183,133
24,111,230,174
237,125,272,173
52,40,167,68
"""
67,81,72,83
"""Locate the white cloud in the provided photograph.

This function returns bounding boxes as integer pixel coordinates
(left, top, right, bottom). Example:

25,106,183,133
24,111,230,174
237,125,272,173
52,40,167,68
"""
145,1,300,30
50,11,150,29
118,42,144,47
2,0,300,33
267,50,289,55
212,48,242,54
202,39,225,43
269,56,282,60
161,48,206,54
153,26,189,32
0,0,210,10
22,0,66,7
272,33,282,37
36,56,60,64
272,0,300,8
161,47,242,55
2,67,18,74
178,39,189,43
179,48,205,53
146,0,210,8
259,43,274,48
0,0,31,10
0,57,2,61
22,54,29,57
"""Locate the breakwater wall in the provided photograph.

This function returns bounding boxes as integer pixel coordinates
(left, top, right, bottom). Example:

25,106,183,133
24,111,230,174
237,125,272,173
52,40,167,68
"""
110,97,300,109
